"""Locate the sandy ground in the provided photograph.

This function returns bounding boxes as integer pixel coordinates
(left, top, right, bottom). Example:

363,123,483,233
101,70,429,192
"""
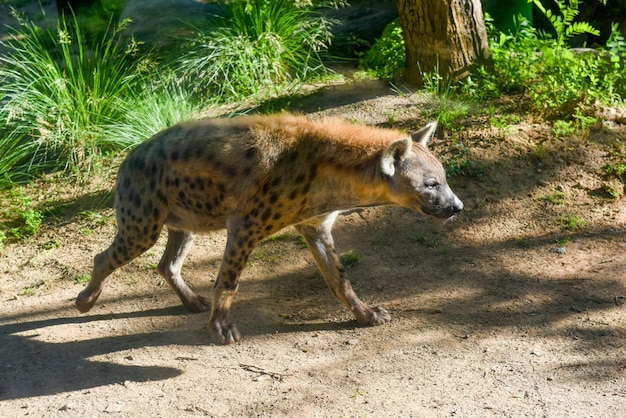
0,1,625,416
1,80,625,417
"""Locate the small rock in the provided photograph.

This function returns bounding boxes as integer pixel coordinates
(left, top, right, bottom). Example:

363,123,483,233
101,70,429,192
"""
550,247,566,254
59,402,76,411
346,339,359,345
104,403,124,413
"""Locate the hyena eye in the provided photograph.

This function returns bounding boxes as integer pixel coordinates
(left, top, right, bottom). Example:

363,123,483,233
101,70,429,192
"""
425,179,439,190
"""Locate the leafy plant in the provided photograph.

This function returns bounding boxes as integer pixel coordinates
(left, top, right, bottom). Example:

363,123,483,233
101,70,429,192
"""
360,18,405,79
528,0,599,44
467,1,625,118
443,142,485,177
176,0,333,100
340,251,361,267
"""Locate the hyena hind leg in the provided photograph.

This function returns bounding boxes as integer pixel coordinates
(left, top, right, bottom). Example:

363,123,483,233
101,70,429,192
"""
76,232,158,313
157,229,210,313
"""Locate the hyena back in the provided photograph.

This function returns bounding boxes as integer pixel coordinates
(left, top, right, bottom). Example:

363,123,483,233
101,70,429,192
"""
76,114,463,344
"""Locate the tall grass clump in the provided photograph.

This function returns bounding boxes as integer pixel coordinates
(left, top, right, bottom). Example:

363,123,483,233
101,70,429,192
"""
0,12,144,181
176,0,333,100
105,75,204,150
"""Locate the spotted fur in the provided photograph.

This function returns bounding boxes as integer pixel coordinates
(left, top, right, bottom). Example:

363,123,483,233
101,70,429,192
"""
76,114,463,344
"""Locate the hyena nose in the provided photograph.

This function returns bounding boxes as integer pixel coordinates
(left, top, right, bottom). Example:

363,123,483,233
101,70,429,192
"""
452,195,463,214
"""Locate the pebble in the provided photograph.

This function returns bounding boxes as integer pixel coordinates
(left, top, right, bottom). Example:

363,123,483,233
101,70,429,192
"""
550,247,566,254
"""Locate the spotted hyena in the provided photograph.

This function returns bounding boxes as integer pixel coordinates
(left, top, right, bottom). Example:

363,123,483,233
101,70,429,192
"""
76,114,463,344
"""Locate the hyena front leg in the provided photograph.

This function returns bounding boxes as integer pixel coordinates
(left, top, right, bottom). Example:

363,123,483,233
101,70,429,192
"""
295,212,391,326
157,229,211,313
208,218,261,344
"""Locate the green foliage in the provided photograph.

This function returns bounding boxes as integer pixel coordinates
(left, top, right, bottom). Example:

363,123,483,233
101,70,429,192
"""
75,272,91,284
1,188,43,240
360,18,405,79
558,214,588,231
538,190,567,204
340,251,361,267
0,13,145,179
529,0,599,44
105,76,203,150
465,1,626,118
444,142,485,178
176,0,333,100
18,280,45,296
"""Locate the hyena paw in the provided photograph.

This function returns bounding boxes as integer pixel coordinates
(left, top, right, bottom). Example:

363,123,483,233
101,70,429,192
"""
209,321,241,345
182,295,211,313
75,289,101,313
357,306,391,326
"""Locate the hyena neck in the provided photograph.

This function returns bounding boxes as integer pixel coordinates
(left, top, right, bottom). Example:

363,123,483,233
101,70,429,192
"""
310,157,394,213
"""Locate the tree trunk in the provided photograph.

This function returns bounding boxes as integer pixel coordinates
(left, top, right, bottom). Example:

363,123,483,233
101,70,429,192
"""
396,0,493,86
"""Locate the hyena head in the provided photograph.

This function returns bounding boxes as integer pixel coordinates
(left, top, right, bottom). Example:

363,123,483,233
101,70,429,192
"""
380,121,463,219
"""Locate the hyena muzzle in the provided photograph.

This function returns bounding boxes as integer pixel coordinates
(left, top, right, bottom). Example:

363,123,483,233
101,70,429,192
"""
76,114,463,344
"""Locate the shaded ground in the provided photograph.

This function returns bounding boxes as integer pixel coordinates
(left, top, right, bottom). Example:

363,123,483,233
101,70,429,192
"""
1,79,625,417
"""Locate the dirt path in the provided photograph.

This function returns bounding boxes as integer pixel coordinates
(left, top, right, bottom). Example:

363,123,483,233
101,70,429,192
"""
1,78,625,417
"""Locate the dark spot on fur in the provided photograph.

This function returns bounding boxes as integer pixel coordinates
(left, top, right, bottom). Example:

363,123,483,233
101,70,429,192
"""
174,177,181,187
265,224,274,231
171,150,179,161
153,207,160,219
143,200,153,217
294,174,305,184
226,166,238,177
243,167,252,176
269,193,279,204
287,151,299,163
262,183,270,195
288,189,298,200
156,190,167,204
178,191,186,201
261,208,272,222
246,148,256,158
129,156,144,171
272,212,282,220
133,193,142,208
123,176,131,188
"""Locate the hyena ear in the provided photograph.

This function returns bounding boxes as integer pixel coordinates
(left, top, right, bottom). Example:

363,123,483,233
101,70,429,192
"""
381,137,412,177
410,121,438,146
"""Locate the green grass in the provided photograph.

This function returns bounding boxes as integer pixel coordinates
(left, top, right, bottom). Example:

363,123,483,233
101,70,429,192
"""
559,214,589,231
340,251,361,267
175,0,333,101
0,13,144,180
